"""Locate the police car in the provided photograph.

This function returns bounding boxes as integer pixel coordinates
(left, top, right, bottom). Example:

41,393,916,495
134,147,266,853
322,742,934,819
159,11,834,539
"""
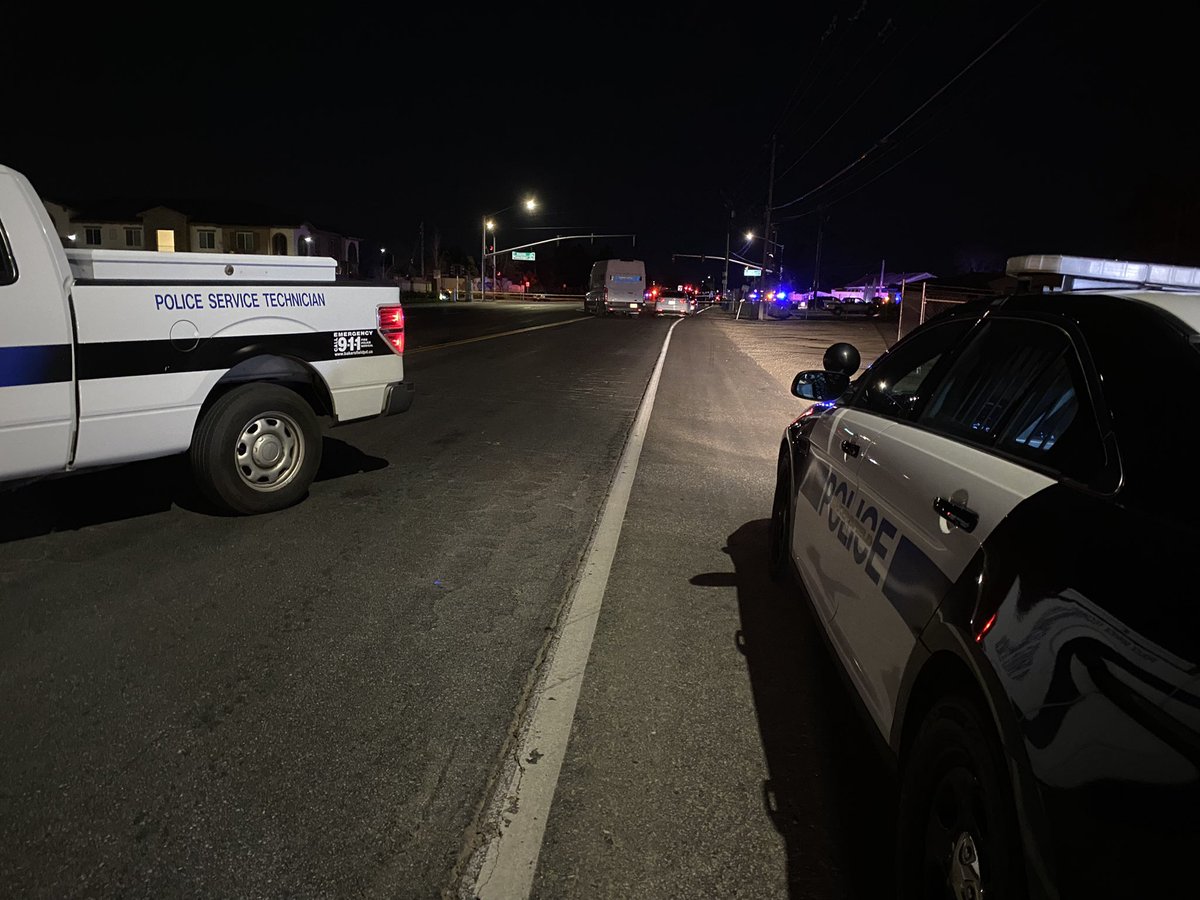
768,254,1200,899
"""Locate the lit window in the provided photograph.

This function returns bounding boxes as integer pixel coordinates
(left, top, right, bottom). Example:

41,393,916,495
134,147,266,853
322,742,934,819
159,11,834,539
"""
156,230,175,253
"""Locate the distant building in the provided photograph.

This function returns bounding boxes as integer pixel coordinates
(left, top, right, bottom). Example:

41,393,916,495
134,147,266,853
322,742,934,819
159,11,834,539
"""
42,198,363,278
831,270,937,302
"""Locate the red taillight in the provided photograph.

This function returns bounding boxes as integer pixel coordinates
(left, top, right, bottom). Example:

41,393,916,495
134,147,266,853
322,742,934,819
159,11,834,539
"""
975,612,998,644
378,303,405,355
378,305,404,329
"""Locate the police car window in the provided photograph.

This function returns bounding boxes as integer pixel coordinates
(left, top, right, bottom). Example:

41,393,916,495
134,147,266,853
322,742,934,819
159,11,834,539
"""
1073,304,1199,520
995,352,1106,483
920,320,1068,442
850,320,972,420
0,218,17,286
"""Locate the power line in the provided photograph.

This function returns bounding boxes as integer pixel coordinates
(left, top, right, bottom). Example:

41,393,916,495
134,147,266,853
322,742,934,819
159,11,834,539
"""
773,2,1046,213
778,12,901,150
776,17,916,182
721,4,870,225
774,115,957,222
769,9,845,136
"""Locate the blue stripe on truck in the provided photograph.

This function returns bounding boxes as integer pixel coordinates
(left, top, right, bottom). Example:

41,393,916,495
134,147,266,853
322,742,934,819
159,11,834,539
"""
73,331,395,380
0,344,73,387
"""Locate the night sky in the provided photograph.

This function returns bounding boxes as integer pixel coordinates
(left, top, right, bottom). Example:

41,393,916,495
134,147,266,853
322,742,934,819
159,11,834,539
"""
8,2,1197,290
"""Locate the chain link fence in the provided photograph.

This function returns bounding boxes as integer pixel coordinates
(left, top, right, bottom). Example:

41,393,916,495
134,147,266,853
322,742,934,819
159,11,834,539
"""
896,282,1002,340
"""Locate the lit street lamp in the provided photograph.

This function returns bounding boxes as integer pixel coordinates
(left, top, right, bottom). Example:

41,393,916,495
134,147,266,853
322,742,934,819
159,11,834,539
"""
744,231,785,320
744,232,785,275
481,197,537,301
380,246,387,281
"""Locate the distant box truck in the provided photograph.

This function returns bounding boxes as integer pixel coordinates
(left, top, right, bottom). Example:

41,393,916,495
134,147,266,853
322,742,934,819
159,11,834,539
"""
584,259,646,317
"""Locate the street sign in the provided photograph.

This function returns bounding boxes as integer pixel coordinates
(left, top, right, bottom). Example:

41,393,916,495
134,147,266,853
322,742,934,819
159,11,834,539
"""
512,251,536,261
744,267,762,277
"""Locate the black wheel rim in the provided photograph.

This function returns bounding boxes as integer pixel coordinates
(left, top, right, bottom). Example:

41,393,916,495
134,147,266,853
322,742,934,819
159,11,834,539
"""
922,762,988,900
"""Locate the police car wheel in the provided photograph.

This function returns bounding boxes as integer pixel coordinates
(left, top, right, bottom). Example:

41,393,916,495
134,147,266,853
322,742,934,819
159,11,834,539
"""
897,695,1023,900
191,384,323,515
768,450,792,581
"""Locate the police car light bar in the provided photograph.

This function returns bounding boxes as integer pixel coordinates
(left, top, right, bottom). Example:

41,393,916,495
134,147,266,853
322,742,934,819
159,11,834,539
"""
1007,254,1200,292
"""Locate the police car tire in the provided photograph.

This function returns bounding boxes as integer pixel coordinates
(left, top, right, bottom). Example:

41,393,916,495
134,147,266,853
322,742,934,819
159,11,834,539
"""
190,384,322,515
897,694,1024,900
768,450,792,581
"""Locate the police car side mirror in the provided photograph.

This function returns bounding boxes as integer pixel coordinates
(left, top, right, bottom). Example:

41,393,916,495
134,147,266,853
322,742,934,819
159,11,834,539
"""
792,370,850,401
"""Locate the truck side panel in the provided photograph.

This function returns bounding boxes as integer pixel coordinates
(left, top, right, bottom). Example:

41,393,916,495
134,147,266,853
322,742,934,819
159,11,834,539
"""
68,283,404,468
311,356,407,422
73,371,222,468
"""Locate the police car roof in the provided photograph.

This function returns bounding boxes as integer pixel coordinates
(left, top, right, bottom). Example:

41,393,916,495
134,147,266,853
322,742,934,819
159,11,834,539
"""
999,254,1200,334
929,288,1200,338
1101,291,1200,334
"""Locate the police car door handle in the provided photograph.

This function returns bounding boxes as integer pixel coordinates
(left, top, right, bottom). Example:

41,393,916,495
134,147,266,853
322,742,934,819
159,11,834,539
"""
841,440,861,458
934,497,978,533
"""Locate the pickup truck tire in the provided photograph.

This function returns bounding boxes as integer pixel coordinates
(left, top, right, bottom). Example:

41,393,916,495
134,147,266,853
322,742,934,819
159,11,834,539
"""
190,384,322,515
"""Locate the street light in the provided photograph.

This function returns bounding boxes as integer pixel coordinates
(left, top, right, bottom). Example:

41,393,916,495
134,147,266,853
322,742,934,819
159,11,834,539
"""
303,235,313,256
744,231,785,265
484,220,495,299
380,246,387,281
743,231,786,319
481,197,537,301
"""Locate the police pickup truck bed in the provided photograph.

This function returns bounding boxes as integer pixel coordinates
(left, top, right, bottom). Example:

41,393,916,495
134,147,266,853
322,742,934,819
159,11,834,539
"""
0,163,413,514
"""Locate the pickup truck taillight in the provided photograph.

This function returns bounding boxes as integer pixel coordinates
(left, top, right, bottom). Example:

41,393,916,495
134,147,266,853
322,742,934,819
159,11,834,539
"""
378,304,405,354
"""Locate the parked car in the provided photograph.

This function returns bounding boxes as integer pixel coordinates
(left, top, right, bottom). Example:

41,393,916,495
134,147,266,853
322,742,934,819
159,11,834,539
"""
768,253,1200,899
826,296,882,317
650,289,696,317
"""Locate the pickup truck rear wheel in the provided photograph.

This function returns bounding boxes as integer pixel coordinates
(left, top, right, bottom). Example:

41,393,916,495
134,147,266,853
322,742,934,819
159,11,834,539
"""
190,383,322,514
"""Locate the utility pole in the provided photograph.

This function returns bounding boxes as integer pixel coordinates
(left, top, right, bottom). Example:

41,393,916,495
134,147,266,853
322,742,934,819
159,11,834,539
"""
432,227,441,299
722,208,732,309
773,225,782,286
809,210,825,321
759,135,776,321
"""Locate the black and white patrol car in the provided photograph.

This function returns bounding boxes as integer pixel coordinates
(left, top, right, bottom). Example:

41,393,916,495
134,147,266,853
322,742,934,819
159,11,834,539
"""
768,254,1200,899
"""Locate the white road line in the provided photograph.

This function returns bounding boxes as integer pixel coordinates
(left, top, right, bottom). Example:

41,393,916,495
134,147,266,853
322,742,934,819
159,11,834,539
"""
462,315,688,900
405,317,592,354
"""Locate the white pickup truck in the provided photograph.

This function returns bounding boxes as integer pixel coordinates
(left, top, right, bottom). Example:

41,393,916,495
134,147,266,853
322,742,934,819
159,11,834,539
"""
0,164,413,514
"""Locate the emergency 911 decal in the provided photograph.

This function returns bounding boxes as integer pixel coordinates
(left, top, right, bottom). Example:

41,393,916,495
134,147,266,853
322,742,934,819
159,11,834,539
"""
334,330,374,357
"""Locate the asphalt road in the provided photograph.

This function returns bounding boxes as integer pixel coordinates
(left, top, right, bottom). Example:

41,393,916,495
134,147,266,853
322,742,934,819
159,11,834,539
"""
0,304,896,898
404,300,587,350
530,313,895,898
